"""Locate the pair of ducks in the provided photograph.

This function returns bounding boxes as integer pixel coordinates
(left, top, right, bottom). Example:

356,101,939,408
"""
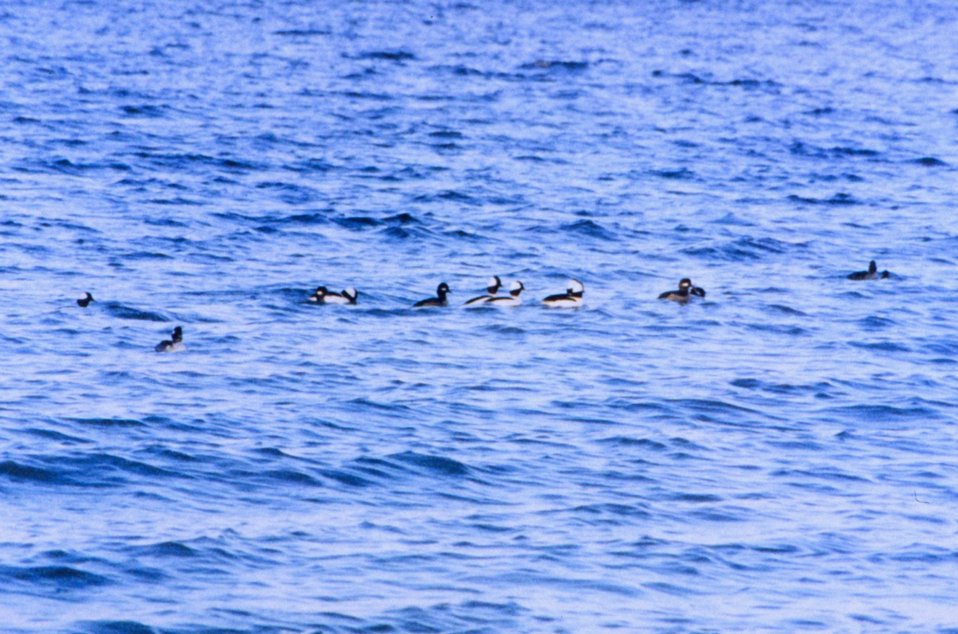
653,259,891,301
653,260,890,303
77,292,184,352
463,276,525,307
415,277,584,308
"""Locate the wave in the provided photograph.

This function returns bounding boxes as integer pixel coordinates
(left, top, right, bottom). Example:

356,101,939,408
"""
0,460,62,484
519,59,589,72
102,302,170,322
274,28,330,37
80,620,156,634
0,564,111,589
913,156,948,167
391,451,470,476
789,141,882,160
560,219,617,240
786,192,862,206
350,49,417,62
651,69,782,92
683,236,803,261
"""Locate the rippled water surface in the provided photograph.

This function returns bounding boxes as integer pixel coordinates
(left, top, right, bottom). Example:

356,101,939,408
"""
3,1,958,632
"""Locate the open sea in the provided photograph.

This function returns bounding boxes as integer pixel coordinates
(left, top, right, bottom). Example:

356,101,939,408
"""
3,1,958,632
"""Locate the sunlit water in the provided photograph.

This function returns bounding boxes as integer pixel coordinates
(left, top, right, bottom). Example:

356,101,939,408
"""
2,1,958,632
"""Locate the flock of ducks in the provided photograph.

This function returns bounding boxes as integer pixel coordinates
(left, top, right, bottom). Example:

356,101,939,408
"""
305,276,588,309
75,260,892,352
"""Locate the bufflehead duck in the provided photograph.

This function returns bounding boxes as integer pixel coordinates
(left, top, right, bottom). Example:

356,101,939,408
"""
76,292,94,307
155,326,184,353
414,282,451,307
848,260,890,280
488,281,524,307
658,278,706,302
543,279,584,307
464,276,503,306
311,286,358,304
336,288,359,304
308,286,329,302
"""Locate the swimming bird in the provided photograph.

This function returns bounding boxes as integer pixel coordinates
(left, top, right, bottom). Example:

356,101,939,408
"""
334,288,359,304
658,278,706,302
543,279,584,308
308,286,330,302
488,281,524,307
76,292,94,307
155,326,184,353
310,286,358,304
414,282,451,307
464,276,502,306
847,260,890,280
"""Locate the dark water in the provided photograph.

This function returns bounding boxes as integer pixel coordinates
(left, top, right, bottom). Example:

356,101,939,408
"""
3,1,958,631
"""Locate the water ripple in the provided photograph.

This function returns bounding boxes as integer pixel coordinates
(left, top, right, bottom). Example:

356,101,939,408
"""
2,1,958,632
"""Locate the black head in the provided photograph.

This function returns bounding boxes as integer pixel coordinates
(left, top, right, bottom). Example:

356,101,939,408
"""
314,286,329,295
77,292,94,307
679,278,692,289
171,326,183,342
567,279,585,298
488,276,502,294
343,288,359,302
868,261,877,274
437,282,451,297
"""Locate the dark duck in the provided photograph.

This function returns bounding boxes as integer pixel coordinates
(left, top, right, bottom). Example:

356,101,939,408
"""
847,260,890,280
658,278,706,302
155,326,184,353
414,282,451,307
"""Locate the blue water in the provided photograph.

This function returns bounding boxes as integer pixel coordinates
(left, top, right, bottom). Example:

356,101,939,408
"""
3,1,958,631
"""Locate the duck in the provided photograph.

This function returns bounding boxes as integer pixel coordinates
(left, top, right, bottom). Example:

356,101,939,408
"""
847,260,890,280
155,326,184,353
76,292,94,308
543,279,584,308
464,276,502,306
332,288,359,304
308,286,329,302
310,286,358,304
658,278,706,302
488,281,524,307
414,282,451,307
